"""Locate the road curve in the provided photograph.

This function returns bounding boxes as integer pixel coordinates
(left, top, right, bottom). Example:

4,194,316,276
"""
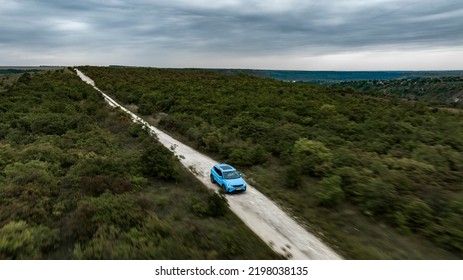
75,68,342,260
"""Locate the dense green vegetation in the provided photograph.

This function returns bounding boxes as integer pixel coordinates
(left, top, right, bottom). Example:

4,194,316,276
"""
0,69,281,259
0,74,21,92
339,76,463,106
81,66,463,259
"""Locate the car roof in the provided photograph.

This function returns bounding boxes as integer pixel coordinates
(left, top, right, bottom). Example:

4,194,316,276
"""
216,164,236,171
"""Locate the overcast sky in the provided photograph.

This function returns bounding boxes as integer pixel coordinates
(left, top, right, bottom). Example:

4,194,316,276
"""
1,0,462,70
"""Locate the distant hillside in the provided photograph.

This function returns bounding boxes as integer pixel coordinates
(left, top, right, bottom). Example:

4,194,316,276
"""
0,69,40,75
339,76,463,105
231,69,463,84
233,69,463,104
0,66,64,75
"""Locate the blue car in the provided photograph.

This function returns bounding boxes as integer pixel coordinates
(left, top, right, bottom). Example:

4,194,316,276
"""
210,164,247,193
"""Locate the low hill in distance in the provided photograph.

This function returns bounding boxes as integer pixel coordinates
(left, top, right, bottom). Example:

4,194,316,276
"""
230,69,463,105
220,69,463,83
0,66,64,75
338,76,463,105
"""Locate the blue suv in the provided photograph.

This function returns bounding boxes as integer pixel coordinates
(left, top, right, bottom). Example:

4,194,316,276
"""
210,164,247,193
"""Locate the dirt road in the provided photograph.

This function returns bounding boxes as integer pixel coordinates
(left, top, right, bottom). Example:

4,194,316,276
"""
75,68,342,260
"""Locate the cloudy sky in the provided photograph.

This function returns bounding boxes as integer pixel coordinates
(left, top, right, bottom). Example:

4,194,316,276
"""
1,0,462,70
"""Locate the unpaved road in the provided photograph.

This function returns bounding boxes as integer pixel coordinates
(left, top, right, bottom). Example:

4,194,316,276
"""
75,68,342,260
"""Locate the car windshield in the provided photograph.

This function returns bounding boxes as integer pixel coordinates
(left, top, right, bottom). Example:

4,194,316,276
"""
223,171,240,179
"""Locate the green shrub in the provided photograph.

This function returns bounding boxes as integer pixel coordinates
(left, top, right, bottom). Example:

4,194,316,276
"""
402,198,434,231
68,193,145,242
191,200,209,216
192,192,229,217
316,175,344,207
292,138,333,177
284,163,302,189
140,143,180,181
129,122,150,138
4,160,56,186
206,192,229,217
0,221,59,259
360,179,401,219
224,143,269,167
80,175,133,196
202,131,224,153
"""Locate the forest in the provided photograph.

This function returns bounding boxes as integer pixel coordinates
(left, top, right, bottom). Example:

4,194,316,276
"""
0,69,281,259
80,66,463,259
339,76,463,106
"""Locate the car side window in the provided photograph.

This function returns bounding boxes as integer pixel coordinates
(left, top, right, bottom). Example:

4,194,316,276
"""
214,167,222,177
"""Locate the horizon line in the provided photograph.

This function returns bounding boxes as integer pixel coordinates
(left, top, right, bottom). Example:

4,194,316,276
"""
1,65,463,72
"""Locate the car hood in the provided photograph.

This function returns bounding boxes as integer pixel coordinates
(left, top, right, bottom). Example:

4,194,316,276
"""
226,177,246,186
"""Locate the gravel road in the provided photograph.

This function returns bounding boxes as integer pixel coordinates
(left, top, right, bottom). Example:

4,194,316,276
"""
75,68,342,260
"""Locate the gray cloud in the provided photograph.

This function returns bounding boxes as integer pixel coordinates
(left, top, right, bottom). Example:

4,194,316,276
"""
0,0,462,69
